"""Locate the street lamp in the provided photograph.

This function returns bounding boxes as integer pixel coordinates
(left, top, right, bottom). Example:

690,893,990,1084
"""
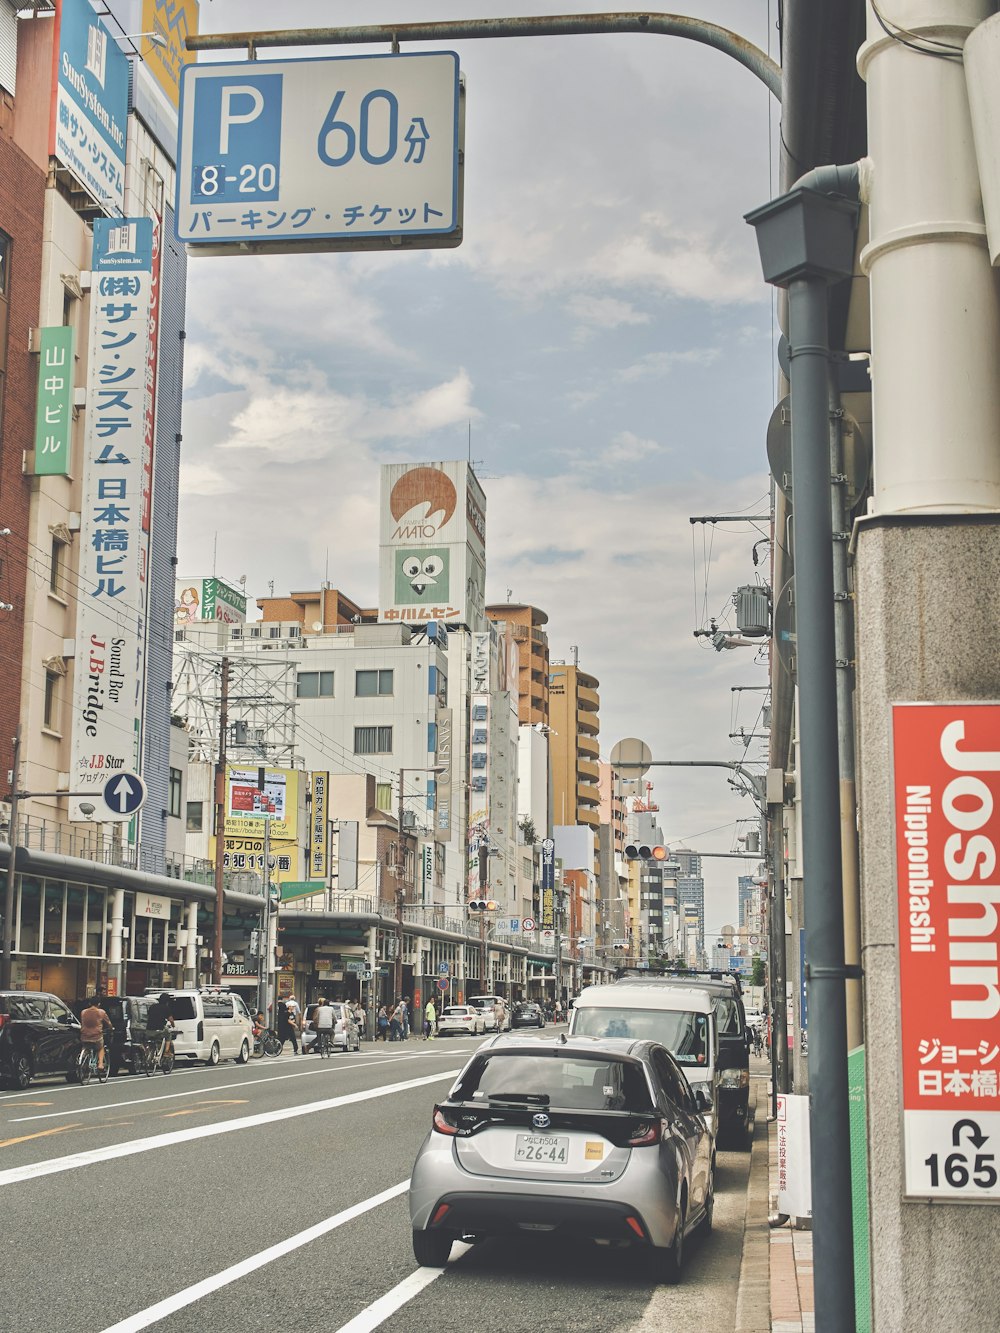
393,766,446,1004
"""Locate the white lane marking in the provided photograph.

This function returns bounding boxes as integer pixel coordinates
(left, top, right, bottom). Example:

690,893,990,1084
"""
9,1052,449,1122
332,1244,472,1333
0,1069,459,1189
99,1180,412,1333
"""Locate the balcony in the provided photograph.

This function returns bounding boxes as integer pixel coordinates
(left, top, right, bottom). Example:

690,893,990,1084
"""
578,685,600,710
578,781,601,807
577,709,599,737
577,757,601,783
578,733,600,759
578,807,601,830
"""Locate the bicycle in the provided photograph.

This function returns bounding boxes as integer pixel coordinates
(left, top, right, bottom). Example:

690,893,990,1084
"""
76,1043,111,1085
251,1028,283,1058
315,1028,334,1058
136,1028,176,1076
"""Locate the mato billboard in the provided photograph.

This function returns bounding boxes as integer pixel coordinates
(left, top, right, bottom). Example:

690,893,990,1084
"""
378,461,486,627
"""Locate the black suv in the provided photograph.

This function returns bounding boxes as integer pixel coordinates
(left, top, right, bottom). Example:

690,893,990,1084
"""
71,995,153,1075
0,991,82,1089
511,1002,545,1028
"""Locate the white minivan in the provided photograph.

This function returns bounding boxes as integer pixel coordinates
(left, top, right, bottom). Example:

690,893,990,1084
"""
148,988,255,1066
568,983,720,1129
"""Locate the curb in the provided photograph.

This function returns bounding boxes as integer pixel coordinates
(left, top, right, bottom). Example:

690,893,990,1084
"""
735,1081,772,1331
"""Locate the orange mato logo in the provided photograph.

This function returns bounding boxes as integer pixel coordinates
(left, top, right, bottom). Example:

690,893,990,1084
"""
389,467,458,540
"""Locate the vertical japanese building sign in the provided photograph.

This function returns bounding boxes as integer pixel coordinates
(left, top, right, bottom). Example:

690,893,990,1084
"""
70,218,159,821
435,706,452,843
467,631,491,896
310,771,329,879
33,327,74,476
541,838,555,927
893,702,1000,1201
52,0,128,215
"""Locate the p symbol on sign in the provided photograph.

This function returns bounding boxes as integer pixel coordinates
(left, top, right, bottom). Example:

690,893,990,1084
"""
220,86,265,152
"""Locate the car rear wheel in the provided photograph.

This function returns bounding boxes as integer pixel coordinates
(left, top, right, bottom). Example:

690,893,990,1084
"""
701,1166,716,1234
205,1041,221,1067
235,1039,251,1065
8,1054,32,1089
412,1228,455,1267
649,1204,685,1285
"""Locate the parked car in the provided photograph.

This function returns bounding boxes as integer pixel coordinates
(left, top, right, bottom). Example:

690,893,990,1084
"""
409,1034,715,1281
0,991,82,1089
146,988,255,1065
511,1002,545,1029
436,1005,486,1038
468,995,509,1032
302,1002,361,1052
71,995,152,1075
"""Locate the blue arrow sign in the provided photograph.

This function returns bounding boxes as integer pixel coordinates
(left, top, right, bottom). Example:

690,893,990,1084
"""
102,771,146,816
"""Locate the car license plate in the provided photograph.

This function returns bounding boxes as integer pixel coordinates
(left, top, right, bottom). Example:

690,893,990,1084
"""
514,1134,569,1163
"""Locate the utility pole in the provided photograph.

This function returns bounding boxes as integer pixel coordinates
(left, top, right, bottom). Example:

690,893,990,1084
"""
394,772,406,1004
1,725,21,989
213,657,230,986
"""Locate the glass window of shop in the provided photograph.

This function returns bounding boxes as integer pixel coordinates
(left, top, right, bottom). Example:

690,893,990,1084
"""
43,880,66,953
66,884,85,954
85,887,106,956
16,876,41,953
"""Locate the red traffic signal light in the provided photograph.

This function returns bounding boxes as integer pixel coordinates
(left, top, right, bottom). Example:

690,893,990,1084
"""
625,844,669,861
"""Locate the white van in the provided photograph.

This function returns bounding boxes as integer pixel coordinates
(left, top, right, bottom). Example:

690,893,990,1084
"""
147,988,255,1066
568,983,719,1126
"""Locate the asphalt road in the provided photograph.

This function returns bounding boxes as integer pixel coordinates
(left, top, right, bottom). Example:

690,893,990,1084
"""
0,1032,758,1333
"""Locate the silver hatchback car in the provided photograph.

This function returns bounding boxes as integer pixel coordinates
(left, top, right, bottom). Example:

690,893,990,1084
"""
409,1034,715,1282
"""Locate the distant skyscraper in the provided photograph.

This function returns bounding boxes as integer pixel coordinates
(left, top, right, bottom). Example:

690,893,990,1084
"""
671,847,705,949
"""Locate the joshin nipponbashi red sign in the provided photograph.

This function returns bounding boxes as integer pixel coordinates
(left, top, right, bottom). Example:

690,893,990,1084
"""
892,702,1000,1201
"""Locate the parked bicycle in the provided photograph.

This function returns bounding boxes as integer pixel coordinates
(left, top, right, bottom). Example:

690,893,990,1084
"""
76,1043,110,1085
252,1028,283,1059
135,1028,176,1076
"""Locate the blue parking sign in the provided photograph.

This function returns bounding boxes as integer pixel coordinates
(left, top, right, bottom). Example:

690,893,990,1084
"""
191,73,283,203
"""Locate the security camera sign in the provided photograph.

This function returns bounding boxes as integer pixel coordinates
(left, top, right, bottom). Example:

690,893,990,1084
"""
893,703,1000,1201
176,52,461,252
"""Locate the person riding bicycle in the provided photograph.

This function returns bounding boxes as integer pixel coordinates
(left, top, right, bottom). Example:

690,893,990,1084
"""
313,996,335,1055
79,997,112,1075
146,991,176,1066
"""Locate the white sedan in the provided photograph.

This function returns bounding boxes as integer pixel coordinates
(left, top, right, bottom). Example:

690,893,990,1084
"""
435,1005,487,1037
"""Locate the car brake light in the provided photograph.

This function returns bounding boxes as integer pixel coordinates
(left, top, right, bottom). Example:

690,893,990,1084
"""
0,1014,7,1029
433,1108,459,1136
628,1120,663,1147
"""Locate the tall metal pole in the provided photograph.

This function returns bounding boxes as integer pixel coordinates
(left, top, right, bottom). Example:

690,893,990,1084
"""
394,769,406,1004
212,657,229,986
1,725,21,989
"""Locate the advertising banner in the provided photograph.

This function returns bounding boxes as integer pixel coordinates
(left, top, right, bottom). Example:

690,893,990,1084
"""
310,771,329,878
467,686,490,896
378,461,486,626
52,0,128,214
541,838,555,927
892,702,1000,1201
175,576,246,624
225,766,299,842
142,0,199,110
69,218,159,821
434,705,452,843
219,835,298,885
33,327,74,476
776,1093,812,1218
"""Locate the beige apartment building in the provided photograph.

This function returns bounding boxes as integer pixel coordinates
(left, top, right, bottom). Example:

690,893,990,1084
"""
547,662,601,831
485,602,550,725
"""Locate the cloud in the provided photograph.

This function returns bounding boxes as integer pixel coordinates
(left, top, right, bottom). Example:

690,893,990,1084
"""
617,347,722,382
566,294,652,340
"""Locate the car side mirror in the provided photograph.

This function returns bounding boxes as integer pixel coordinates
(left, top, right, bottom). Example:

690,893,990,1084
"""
695,1088,713,1112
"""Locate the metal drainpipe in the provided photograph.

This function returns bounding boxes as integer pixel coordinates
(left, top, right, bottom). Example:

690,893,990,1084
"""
768,802,788,1113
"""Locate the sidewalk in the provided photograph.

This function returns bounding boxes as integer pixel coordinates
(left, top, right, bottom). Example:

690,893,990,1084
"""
767,1114,814,1332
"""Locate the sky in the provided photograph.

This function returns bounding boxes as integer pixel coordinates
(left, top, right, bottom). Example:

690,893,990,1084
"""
177,0,780,933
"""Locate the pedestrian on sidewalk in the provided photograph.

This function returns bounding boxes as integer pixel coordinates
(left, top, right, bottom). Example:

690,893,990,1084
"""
401,996,411,1040
424,997,437,1039
277,999,299,1055
377,1003,389,1040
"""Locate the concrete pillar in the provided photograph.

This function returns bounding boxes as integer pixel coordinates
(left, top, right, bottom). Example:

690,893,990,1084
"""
107,888,125,992
855,518,1000,1329
183,901,198,987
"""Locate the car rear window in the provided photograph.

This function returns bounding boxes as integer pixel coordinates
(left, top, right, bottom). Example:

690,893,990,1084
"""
572,1005,710,1067
713,997,744,1035
443,1007,469,1016
453,1053,654,1113
170,997,198,1020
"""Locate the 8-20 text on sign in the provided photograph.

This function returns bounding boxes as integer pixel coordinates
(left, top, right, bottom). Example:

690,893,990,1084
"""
175,52,461,252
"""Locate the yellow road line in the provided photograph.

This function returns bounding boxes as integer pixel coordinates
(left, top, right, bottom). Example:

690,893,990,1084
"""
163,1099,247,1119
0,1123,80,1149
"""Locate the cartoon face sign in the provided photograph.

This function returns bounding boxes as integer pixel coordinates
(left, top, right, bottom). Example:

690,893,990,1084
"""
395,548,450,602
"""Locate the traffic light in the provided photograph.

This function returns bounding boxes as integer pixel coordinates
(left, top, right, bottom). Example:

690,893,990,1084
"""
468,899,499,912
625,844,669,861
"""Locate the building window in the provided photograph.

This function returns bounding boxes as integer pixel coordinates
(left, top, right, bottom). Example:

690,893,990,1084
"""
49,536,64,594
356,668,393,697
297,671,334,698
375,782,393,812
354,725,392,755
0,231,8,297
43,671,59,730
168,768,182,818
186,800,203,832
268,625,281,638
